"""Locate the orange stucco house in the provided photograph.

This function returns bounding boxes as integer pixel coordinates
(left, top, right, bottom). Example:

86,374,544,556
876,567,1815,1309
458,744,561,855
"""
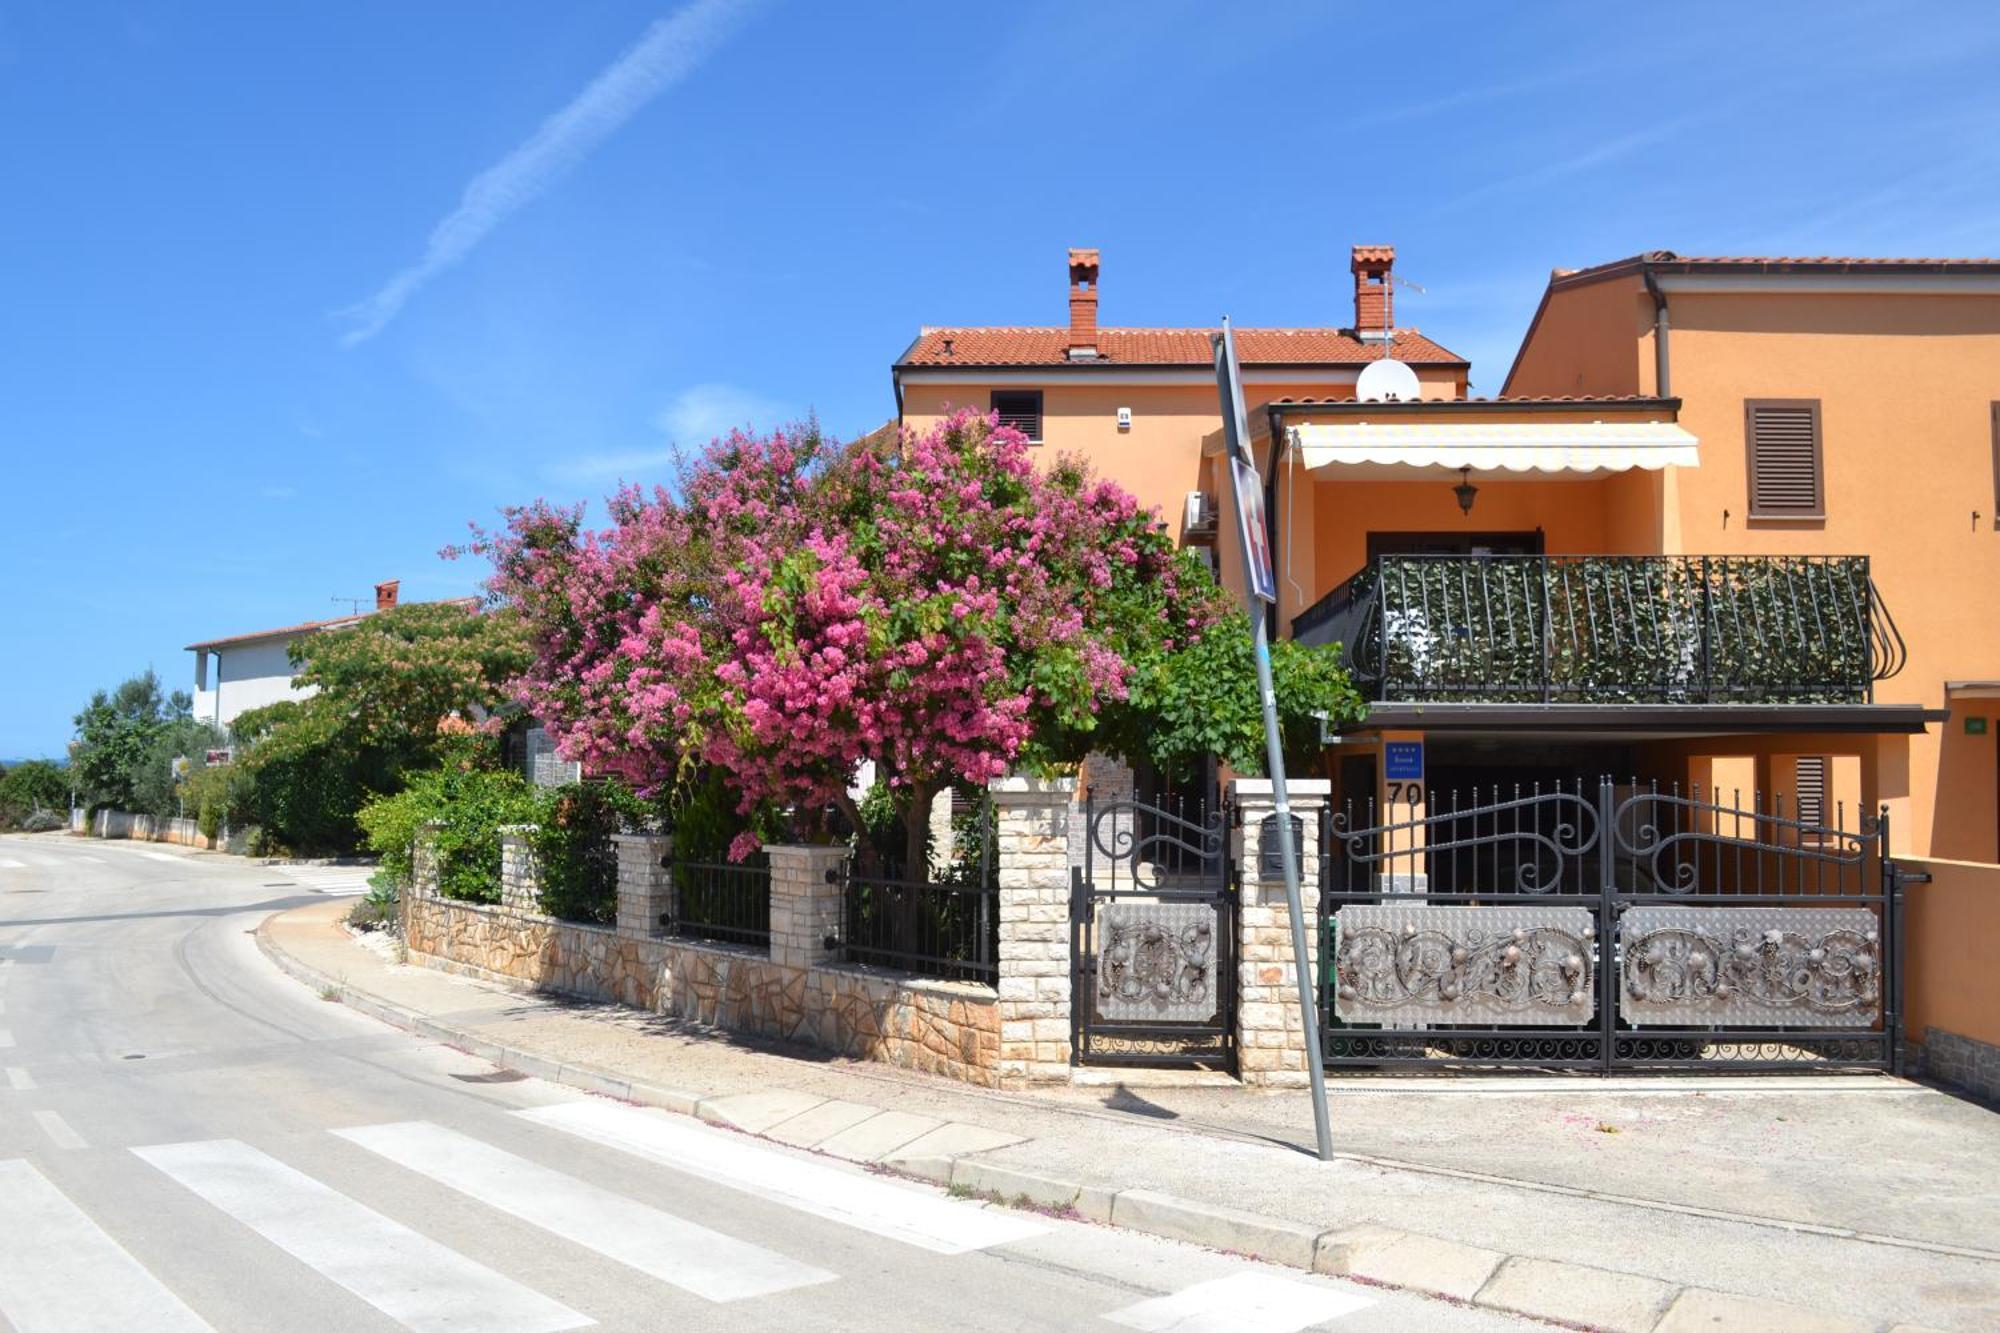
892,246,2000,864
894,244,2000,1086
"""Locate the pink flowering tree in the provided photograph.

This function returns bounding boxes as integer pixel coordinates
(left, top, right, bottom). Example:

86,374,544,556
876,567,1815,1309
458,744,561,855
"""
477,412,1221,873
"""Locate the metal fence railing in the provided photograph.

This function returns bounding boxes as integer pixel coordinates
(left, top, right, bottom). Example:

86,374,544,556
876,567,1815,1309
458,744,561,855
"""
668,861,771,950
832,870,998,985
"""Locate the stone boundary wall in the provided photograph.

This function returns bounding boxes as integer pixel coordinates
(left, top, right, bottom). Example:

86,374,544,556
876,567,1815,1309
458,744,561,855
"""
84,809,213,848
401,849,1001,1086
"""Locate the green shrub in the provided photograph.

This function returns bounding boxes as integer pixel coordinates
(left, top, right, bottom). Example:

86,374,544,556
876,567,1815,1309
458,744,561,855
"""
18,809,65,833
358,765,537,903
346,874,400,932
0,760,69,831
528,782,652,924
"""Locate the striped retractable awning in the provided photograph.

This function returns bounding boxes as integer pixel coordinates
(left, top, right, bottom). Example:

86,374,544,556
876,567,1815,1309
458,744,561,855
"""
1288,421,1700,474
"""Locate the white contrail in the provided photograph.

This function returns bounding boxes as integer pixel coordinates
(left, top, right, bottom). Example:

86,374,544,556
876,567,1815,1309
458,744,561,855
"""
337,0,754,346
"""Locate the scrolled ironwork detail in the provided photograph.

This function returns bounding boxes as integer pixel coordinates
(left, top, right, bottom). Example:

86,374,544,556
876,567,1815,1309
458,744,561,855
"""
1095,903,1218,1022
1331,905,1596,1025
1618,907,1881,1027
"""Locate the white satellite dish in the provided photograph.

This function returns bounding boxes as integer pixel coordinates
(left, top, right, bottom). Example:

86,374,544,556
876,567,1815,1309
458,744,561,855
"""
1356,357,1422,403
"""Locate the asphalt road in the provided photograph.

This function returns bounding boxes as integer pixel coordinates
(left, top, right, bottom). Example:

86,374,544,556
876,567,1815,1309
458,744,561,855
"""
0,832,1538,1332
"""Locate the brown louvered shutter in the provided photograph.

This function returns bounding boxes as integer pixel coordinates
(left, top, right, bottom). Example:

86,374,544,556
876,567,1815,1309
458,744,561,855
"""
1794,755,1828,829
991,390,1043,442
1746,400,1824,517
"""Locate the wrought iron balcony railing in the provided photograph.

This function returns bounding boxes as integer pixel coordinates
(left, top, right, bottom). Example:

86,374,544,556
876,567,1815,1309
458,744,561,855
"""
1290,554,1906,705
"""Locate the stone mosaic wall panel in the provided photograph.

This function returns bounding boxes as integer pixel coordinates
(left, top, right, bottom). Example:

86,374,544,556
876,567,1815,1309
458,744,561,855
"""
1093,901,1219,1023
1332,905,1596,1026
1619,905,1882,1028
402,893,1002,1086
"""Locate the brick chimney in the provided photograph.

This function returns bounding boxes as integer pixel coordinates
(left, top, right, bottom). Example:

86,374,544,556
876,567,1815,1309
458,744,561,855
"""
374,579,400,611
1352,244,1396,343
1066,247,1100,360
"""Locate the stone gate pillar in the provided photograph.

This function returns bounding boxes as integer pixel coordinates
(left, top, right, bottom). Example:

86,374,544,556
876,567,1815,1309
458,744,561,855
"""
497,825,544,915
990,774,1076,1086
1232,778,1330,1086
612,832,675,939
765,843,850,970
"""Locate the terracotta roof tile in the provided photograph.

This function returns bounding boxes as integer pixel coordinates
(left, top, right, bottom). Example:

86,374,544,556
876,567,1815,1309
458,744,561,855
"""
897,326,1466,368
185,598,479,652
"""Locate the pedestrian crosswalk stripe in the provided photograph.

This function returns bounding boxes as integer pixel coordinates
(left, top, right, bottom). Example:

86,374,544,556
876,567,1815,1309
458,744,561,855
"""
1102,1272,1373,1332
133,1138,589,1333
4,1067,33,1091
0,859,24,869
0,1159,216,1333
140,851,182,864
277,865,379,897
519,1099,1047,1254
33,1109,87,1150
338,1120,836,1302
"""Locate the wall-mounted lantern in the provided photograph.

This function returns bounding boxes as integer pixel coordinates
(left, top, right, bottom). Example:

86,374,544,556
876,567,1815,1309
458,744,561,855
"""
1453,467,1479,516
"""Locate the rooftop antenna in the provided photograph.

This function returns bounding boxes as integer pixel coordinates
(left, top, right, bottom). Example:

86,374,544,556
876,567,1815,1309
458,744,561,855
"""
330,596,364,615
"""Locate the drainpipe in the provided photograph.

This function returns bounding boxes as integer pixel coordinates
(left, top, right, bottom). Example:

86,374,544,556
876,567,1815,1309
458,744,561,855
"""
1643,270,1671,398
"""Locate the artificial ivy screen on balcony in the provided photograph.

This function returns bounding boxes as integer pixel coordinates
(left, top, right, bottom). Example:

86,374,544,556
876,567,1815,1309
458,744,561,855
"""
1316,555,1901,706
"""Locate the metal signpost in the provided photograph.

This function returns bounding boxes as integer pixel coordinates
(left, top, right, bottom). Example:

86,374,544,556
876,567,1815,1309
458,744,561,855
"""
1212,319,1334,1161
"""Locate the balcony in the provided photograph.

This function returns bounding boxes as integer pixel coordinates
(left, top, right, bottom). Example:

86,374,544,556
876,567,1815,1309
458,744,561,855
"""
1291,555,1906,705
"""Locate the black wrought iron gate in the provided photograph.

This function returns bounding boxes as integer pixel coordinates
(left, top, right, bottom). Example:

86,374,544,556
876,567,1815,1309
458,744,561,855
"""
1072,795,1237,1070
1319,779,1910,1073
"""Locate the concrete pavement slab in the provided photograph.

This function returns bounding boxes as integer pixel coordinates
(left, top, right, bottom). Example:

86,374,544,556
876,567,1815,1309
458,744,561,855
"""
697,1089,828,1135
1318,1227,1505,1301
1110,1189,1322,1270
816,1110,944,1162
1654,1286,1871,1333
1473,1256,1674,1333
884,1121,1025,1162
763,1098,880,1148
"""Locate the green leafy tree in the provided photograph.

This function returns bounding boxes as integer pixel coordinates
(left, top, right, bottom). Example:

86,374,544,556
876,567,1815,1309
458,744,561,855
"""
70,669,191,813
234,603,531,853
1124,617,1365,778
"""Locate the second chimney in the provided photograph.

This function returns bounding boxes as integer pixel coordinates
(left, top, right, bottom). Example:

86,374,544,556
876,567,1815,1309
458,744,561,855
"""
1066,247,1100,359
1352,244,1395,343
374,579,400,612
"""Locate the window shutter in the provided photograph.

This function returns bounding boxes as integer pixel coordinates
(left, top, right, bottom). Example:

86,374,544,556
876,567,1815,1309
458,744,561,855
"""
1794,755,1828,829
991,391,1043,443
1746,401,1823,517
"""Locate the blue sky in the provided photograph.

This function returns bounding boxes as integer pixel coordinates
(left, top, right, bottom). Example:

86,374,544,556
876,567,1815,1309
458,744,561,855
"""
4,1,1997,756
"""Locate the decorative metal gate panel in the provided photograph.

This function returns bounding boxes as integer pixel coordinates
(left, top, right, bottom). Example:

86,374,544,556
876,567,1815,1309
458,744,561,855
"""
1072,795,1237,1069
1320,779,1909,1073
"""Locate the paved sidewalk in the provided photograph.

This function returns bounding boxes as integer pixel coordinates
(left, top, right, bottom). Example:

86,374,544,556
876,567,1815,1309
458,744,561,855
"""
262,899,1998,1332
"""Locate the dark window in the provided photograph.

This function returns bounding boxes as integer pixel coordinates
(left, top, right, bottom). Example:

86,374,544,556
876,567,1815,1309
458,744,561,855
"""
991,390,1043,443
1745,399,1824,518
1795,755,1828,829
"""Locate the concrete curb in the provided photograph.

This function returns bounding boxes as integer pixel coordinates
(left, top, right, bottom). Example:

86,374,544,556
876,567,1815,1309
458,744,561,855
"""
253,914,1890,1333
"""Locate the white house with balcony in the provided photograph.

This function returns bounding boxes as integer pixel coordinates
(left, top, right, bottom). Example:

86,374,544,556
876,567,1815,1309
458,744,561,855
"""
187,580,403,730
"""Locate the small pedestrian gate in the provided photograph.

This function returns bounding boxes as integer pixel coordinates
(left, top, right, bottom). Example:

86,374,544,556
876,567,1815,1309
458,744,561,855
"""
1320,779,1909,1073
1072,795,1237,1070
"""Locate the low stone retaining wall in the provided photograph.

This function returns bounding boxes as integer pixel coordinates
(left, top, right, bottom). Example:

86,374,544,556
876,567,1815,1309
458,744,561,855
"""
84,809,214,848
402,885,1002,1086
